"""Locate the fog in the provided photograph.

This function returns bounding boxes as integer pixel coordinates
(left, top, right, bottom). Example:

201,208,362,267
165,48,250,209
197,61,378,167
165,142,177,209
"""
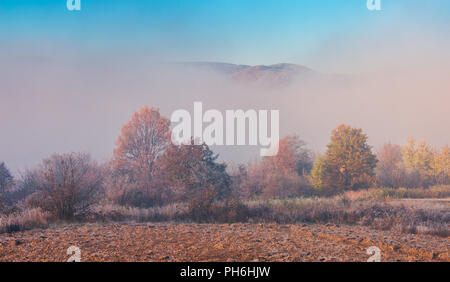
1,29,449,173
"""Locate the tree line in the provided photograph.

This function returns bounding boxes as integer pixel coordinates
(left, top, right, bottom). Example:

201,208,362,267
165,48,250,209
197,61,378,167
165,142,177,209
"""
0,106,449,221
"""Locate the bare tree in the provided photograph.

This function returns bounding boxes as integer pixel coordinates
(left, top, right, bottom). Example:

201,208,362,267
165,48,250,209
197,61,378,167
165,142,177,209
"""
26,153,104,220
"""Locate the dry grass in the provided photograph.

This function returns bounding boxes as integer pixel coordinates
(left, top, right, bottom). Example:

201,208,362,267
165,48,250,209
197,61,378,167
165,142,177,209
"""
89,202,189,222
0,208,51,233
1,186,449,237
342,185,450,201
244,196,450,237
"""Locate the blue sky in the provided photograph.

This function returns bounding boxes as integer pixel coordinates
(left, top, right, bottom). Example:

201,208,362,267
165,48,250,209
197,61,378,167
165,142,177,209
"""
1,0,449,66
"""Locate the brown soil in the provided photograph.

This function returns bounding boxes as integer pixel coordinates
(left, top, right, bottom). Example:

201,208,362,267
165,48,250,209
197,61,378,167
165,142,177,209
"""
0,223,448,262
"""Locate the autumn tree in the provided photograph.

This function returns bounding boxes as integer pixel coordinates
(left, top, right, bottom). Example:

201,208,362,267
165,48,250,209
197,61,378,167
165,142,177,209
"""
313,125,377,193
162,139,231,202
238,135,313,200
161,139,232,220
112,106,171,178
235,163,266,199
110,106,171,206
311,154,327,190
0,162,13,194
229,164,249,199
402,138,433,173
0,162,14,213
262,135,312,175
402,138,435,187
375,143,407,188
374,138,450,188
25,153,103,219
431,145,450,185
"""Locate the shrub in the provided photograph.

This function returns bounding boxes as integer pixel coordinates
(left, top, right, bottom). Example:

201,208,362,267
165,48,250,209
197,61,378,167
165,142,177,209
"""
188,190,250,223
261,172,313,199
104,172,170,208
25,153,104,220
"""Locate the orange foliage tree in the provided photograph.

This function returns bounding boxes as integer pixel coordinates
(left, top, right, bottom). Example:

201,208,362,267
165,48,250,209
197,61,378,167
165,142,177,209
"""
262,135,312,175
161,139,231,202
110,106,171,206
112,106,171,179
238,135,313,200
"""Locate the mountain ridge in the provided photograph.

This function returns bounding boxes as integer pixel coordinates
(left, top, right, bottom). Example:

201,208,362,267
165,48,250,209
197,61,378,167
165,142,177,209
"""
180,61,316,85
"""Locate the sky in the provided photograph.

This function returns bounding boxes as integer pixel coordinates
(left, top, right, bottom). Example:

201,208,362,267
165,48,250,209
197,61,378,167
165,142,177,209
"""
1,0,450,173
1,0,449,68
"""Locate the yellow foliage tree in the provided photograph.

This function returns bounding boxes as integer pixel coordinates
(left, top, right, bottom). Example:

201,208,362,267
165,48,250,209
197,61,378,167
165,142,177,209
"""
402,138,449,186
312,125,378,193
431,145,450,185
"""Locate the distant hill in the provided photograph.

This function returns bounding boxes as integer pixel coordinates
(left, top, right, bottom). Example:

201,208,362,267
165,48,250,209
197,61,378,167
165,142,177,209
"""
180,62,316,85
